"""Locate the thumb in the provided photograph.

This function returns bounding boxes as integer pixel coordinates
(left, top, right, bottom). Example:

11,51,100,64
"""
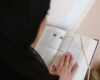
51,65,57,75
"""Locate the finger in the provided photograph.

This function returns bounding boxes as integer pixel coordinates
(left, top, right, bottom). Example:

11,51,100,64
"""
51,65,56,75
71,63,78,76
58,55,65,69
65,53,72,67
69,56,74,70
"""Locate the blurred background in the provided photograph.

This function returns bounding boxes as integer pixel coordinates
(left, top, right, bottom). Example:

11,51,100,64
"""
77,0,100,67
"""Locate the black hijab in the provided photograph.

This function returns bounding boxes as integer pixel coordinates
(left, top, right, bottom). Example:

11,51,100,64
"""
0,0,59,80
0,0,50,49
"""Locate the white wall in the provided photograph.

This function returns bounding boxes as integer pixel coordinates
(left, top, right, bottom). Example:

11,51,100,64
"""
47,0,96,32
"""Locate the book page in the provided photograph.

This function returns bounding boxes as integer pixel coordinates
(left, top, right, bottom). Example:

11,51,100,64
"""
50,33,98,80
35,25,66,68
81,36,98,64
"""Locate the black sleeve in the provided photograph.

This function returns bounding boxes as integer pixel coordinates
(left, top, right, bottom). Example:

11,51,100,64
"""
0,39,59,80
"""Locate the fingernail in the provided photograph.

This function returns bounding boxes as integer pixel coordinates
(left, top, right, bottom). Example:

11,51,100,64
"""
68,52,70,54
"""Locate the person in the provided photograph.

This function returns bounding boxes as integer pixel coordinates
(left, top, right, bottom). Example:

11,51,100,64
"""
0,0,78,80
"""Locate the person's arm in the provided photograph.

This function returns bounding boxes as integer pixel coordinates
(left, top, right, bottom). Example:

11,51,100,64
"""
0,39,59,80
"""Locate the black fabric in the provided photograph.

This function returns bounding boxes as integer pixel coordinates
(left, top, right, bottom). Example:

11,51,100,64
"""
0,0,49,48
0,0,59,80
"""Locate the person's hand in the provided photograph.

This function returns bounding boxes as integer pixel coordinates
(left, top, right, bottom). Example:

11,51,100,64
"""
51,53,78,80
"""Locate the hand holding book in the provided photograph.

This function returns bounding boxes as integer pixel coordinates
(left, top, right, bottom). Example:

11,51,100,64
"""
51,53,78,80
33,25,98,80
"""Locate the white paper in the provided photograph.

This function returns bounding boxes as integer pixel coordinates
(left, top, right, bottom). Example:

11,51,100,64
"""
35,25,66,68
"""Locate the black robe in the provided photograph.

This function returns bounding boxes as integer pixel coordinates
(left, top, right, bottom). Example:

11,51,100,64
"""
0,0,59,80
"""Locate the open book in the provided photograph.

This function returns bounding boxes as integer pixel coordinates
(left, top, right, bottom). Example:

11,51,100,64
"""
33,25,98,80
